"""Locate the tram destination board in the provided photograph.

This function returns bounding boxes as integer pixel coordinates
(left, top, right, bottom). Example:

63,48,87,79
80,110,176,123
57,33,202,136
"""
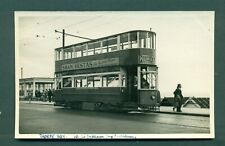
61,57,119,71
139,55,155,64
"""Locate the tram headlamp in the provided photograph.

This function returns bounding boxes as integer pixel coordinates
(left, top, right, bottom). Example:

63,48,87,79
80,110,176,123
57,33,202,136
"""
151,95,156,100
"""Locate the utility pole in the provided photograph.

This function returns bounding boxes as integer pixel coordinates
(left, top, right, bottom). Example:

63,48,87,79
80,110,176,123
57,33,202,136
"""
62,29,65,49
21,67,23,79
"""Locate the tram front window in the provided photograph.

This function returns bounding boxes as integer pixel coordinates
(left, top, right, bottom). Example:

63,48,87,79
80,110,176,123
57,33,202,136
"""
140,67,157,90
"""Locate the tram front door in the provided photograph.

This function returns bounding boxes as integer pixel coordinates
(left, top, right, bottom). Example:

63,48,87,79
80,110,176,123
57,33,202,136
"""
127,67,138,103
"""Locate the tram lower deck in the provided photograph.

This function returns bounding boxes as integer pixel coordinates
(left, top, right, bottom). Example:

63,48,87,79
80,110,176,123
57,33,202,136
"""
54,87,160,111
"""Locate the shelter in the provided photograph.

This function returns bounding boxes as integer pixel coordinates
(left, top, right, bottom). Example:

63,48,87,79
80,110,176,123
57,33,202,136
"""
19,77,54,98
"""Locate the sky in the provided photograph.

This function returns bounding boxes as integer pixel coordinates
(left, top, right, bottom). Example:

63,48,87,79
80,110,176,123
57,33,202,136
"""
16,11,214,97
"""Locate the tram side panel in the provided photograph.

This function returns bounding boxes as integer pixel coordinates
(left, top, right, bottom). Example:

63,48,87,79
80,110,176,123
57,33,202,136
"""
54,87,129,107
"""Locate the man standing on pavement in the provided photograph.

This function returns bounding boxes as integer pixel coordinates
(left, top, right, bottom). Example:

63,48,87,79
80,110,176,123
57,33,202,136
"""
173,84,184,112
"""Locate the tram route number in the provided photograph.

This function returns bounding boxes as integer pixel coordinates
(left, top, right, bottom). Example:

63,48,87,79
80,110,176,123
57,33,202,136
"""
139,55,155,64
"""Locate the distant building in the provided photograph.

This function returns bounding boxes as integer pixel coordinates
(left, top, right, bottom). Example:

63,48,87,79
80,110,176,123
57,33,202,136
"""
19,77,54,98
160,97,209,108
182,97,209,108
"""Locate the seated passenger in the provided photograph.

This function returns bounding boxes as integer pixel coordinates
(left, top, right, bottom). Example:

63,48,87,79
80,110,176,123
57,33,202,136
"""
141,77,149,89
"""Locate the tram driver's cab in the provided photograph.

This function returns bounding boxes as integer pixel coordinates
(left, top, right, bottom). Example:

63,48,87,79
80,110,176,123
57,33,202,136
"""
137,66,160,109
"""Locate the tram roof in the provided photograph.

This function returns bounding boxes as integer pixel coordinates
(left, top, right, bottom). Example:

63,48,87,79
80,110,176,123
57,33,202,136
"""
55,30,156,51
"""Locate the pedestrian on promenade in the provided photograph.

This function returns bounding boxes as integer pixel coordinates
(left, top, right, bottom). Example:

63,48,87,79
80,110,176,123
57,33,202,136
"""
47,89,52,102
44,89,48,101
173,84,183,112
28,90,32,104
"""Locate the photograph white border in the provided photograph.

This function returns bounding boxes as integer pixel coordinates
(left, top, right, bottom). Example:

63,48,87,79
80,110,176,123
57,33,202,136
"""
14,11,215,139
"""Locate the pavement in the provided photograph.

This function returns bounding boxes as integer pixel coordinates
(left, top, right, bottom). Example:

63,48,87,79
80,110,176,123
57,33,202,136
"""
20,100,54,105
154,106,210,117
19,100,210,117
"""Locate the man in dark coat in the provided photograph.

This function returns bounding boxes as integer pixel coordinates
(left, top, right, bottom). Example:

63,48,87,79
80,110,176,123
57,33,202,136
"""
173,84,183,112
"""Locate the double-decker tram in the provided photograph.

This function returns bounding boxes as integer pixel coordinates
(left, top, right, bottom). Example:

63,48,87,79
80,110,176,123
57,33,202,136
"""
54,30,161,111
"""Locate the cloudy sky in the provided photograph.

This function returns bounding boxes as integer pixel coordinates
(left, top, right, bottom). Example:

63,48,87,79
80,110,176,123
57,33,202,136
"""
16,11,214,97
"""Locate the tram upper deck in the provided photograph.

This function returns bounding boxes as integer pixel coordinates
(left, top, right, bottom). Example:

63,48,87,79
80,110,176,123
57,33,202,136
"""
55,30,156,62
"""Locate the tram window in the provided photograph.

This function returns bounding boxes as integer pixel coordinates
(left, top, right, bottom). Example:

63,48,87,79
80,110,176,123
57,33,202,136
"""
131,40,138,48
76,51,82,57
63,52,67,59
102,38,118,53
140,67,157,90
74,78,82,88
82,50,86,56
120,33,130,49
120,33,128,43
107,74,119,87
108,37,117,46
63,77,72,88
150,74,156,89
102,76,107,87
87,76,94,87
67,52,72,59
139,32,148,48
58,51,61,60
141,72,150,89
122,75,126,87
140,67,149,89
120,42,130,50
95,48,101,54
109,45,117,52
82,77,87,87
94,76,101,87
146,37,150,48
102,47,108,53
102,39,108,47
88,49,94,56
152,34,155,49
130,32,138,48
86,76,101,87
130,32,137,41
140,38,146,48
106,38,117,52
108,78,119,87
88,42,100,51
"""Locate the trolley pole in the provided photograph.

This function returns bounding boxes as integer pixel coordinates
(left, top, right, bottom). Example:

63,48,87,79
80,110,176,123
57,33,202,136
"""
55,29,93,41
55,29,93,60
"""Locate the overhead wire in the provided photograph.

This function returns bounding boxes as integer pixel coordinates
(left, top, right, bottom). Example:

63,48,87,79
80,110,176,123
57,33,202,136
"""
62,15,103,29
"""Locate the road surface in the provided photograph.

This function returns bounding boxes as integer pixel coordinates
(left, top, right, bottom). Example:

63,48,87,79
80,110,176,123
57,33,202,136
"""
19,102,210,134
